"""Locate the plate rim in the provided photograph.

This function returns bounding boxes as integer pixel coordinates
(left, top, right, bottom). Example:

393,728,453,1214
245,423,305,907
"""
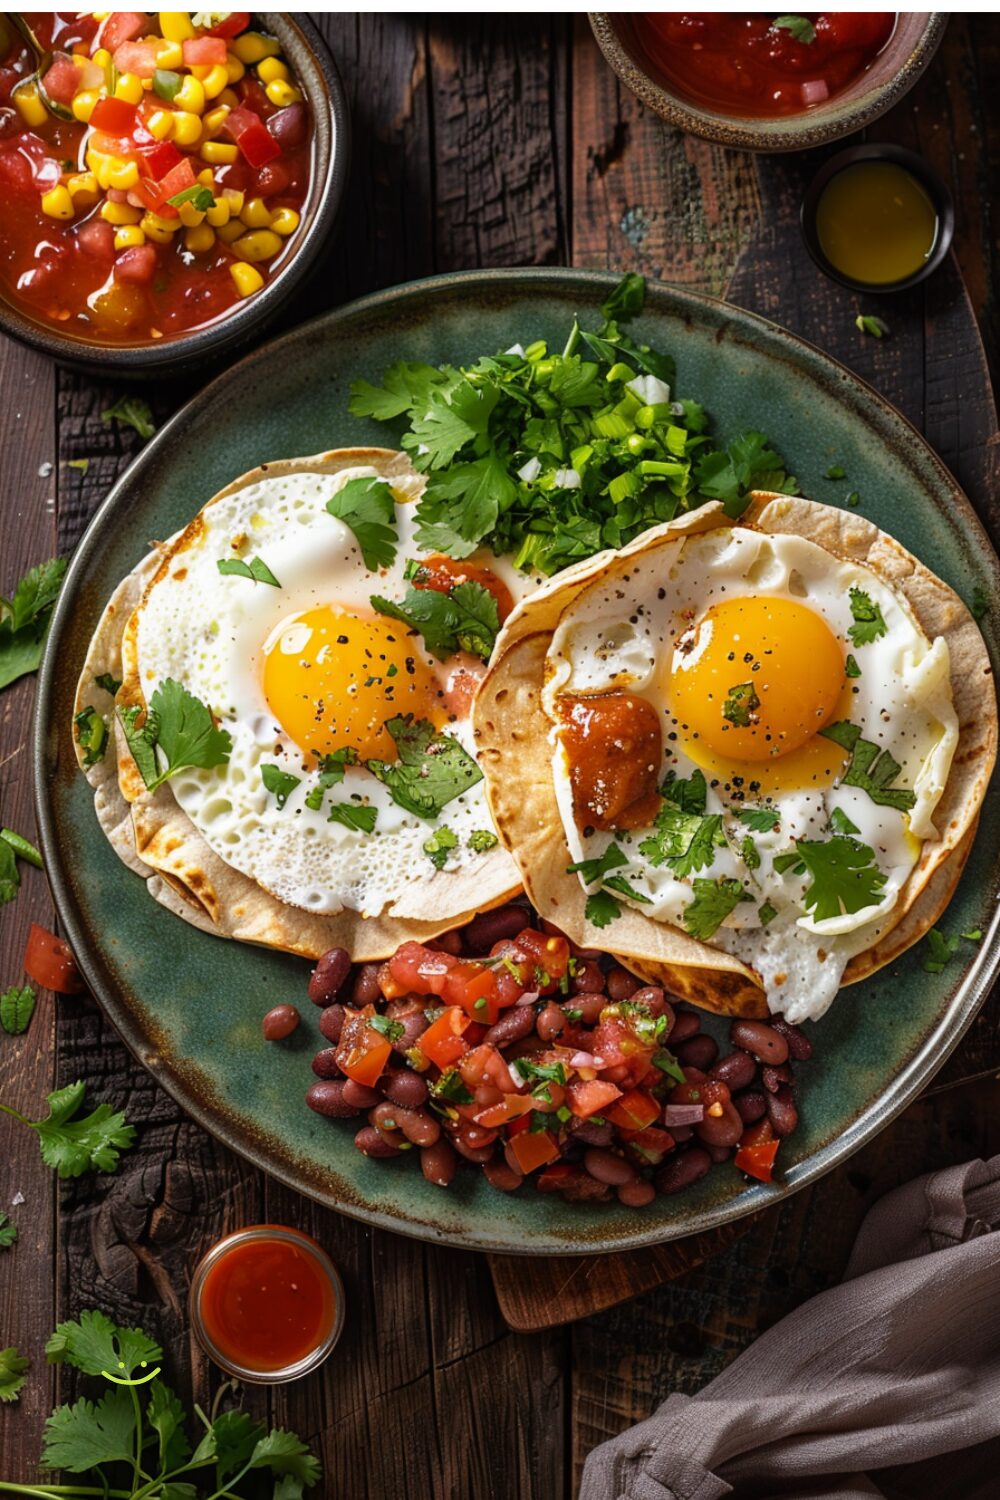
34,265,1000,1255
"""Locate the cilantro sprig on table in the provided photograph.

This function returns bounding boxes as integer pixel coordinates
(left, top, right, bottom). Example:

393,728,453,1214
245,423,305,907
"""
349,275,796,576
118,678,232,796
0,1080,134,1178
0,556,66,691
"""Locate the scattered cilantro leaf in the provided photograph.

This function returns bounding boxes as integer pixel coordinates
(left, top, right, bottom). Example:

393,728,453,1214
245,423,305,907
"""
846,491,861,508
423,825,458,869
1,983,36,1035
41,1388,136,1471
45,1308,160,1379
0,1212,16,1249
67,457,89,475
102,396,155,440
683,878,748,941
8,1081,137,1179
923,927,959,974
600,272,646,322
848,587,888,647
825,464,846,480
740,835,760,870
695,430,794,517
758,899,778,926
118,678,232,795
585,889,621,928
304,746,357,811
652,1049,685,1083
348,361,450,421
0,1346,29,1403
829,806,860,836
820,719,916,812
773,14,816,43
468,828,498,853
366,715,482,821
845,653,861,678
856,314,889,339
961,928,983,943
780,836,887,922
603,873,652,904
167,183,215,211
567,841,628,887
0,838,18,906
261,763,300,809
371,578,499,662
369,1014,405,1042
723,680,760,727
217,555,281,587
326,476,399,570
737,806,779,833
638,779,725,877
146,1379,191,1473
327,802,378,833
0,556,67,691
94,671,121,696
74,705,107,767
970,586,989,622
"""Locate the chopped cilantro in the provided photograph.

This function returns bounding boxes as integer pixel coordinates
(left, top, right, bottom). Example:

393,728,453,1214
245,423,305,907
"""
567,841,628,887
846,491,861,508
118,679,231,795
600,272,646,321
260,763,300,809
847,587,887,647
468,829,499,853
327,802,378,833
845,653,861,678
369,1013,405,1042
639,775,725,878
856,314,889,339
0,1346,28,1403
512,1058,568,1085
682,877,749,941
74,706,107,767
737,806,779,833
825,464,846,480
961,928,983,943
820,720,916,812
366,715,482,821
773,14,816,43
603,873,652,904
101,396,155,440
585,889,621,928
723,680,760,727
740,835,760,870
326,475,399,571
652,1049,685,1083
217,554,281,587
923,928,958,974
829,805,860,836
779,836,887,922
167,182,215,211
429,1067,473,1103
304,746,357,811
423,825,458,870
0,1211,16,1248
371,578,498,662
695,430,796,518
758,900,778,927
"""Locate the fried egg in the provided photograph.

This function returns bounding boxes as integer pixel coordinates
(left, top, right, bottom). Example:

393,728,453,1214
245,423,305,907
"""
131,464,531,919
543,525,959,1022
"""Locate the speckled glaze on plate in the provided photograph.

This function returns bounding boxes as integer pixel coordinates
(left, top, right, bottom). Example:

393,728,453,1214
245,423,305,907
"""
34,269,1000,1255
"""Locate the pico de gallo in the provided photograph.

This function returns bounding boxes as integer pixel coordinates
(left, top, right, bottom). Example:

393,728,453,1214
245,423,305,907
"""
0,12,313,342
298,904,812,1205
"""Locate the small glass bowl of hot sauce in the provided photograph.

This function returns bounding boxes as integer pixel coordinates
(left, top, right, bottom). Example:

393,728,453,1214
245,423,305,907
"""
801,144,954,293
190,1225,344,1383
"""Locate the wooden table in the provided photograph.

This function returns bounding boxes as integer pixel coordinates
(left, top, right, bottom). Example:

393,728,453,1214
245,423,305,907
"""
2,15,999,1497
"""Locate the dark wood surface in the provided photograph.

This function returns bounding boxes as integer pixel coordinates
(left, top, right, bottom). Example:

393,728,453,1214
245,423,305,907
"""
1,14,999,1498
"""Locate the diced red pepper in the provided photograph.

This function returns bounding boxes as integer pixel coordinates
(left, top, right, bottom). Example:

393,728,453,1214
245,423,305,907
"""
734,1137,780,1184
509,1128,560,1175
739,1118,776,1151
98,12,149,54
42,54,84,107
183,36,228,66
143,157,195,213
23,923,84,994
137,140,184,182
418,1007,470,1070
225,105,281,168
89,95,138,135
606,1088,661,1134
474,1094,536,1129
335,1007,392,1088
202,12,251,39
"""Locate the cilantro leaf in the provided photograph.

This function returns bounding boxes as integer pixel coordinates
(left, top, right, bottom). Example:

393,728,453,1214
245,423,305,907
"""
0,556,67,691
217,555,281,587
923,928,959,974
41,1388,136,1470
118,678,232,795
695,430,793,516
825,464,846,480
167,183,215,211
30,1081,136,1178
740,835,760,870
723,680,760,726
600,272,646,323
781,836,887,922
829,806,860,836
326,476,399,570
0,1213,16,1249
737,806,779,833
662,769,708,814
405,379,498,471
0,1346,29,1403
412,455,513,558
349,361,450,420
304,746,357,810
603,873,652,904
567,841,628,887
758,899,778,926
95,671,121,695
639,777,725,876
848,587,887,647
962,928,983,943
366,715,482,820
820,719,916,812
1,983,36,1035
845,653,861,678
773,14,816,42
327,802,378,833
423,825,458,869
102,396,156,439
683,877,749,941
261,764,300,809
74,705,107,767
46,1307,161,1378
856,314,889,339
468,828,498,853
585,889,621,928
371,578,499,662
147,1379,191,1472
192,1407,262,1473
247,1428,323,1488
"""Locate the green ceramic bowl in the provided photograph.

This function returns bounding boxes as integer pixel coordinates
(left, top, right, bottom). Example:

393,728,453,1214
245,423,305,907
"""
34,269,1000,1255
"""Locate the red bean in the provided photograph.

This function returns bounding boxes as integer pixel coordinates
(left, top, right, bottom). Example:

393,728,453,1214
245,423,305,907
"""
311,1048,342,1079
631,985,667,1017
453,1134,495,1164
617,1178,656,1207
420,1139,457,1186
430,928,463,956
483,1157,522,1193
734,1089,768,1124
730,1020,789,1065
704,1142,733,1165
771,1016,813,1061
318,1003,345,1044
766,1085,798,1138
484,1005,535,1047
342,1079,381,1109
710,1049,756,1091
536,1002,566,1042
308,947,352,1006
606,966,640,1001
655,1146,713,1196
584,1148,637,1186
352,963,382,1006
694,1100,743,1149
762,1062,795,1094
571,958,606,994
455,1119,496,1150
566,992,605,1025
390,1012,428,1054
382,1070,429,1108
571,1117,614,1147
373,1100,440,1147
355,1124,400,1158
266,101,309,148
463,904,530,952
667,1009,701,1044
668,1123,693,1143
676,1033,719,1071
262,1004,299,1040
305,1080,359,1118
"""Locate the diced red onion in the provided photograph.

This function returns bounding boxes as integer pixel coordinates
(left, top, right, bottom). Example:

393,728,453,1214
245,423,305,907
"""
801,79,830,105
514,990,540,1007
664,1103,705,1125
569,1050,606,1068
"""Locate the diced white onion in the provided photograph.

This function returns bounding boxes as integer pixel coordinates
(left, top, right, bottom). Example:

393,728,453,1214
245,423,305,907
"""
553,468,581,489
517,457,542,483
627,374,672,407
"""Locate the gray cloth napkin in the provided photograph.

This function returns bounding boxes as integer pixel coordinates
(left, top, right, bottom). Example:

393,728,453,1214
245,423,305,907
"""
580,1156,1000,1500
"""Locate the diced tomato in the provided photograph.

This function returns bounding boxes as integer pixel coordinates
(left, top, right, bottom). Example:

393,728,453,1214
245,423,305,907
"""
734,1137,780,1184
135,156,194,214
113,244,157,283
88,95,137,135
566,1078,622,1119
457,1043,517,1094
474,1094,536,1129
113,39,160,79
625,1126,675,1165
418,1007,471,1070
137,140,183,181
509,1128,560,1175
411,554,515,622
591,1015,656,1089
443,962,500,1024
42,54,84,106
739,1117,776,1151
225,105,281,168
75,218,115,261
254,159,291,197
98,12,149,54
514,927,571,989
182,37,228,66
23,923,84,994
237,74,272,117
202,11,251,38
606,1088,661,1134
335,1007,392,1088
388,940,455,997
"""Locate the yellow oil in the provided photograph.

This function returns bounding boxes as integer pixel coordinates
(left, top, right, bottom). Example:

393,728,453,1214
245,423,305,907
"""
815,161,938,286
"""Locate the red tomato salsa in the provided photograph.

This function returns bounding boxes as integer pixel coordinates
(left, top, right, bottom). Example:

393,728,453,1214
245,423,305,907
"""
632,12,896,118
0,12,313,342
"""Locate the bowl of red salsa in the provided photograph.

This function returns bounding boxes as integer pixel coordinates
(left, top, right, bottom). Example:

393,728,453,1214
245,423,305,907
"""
0,12,348,372
589,12,948,152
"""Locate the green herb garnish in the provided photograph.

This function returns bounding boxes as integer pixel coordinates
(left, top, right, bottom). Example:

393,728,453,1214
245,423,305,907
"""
423,825,458,870
845,653,861,678
327,802,378,833
95,671,121,696
369,1013,405,1042
0,984,36,1035
217,554,281,587
847,587,887,647
0,557,66,691
776,836,887,922
758,900,778,926
856,314,889,339
829,806,860,836
722,680,760,727
366,715,482,821
167,182,215,211
584,889,621,929
371,578,499,662
304,746,357,811
0,1346,28,1403
819,719,916,812
737,806,779,833
118,679,232,795
682,877,749,941
773,14,816,43
825,464,846,480
326,475,399,571
923,927,958,974
260,763,300,809
102,397,155,440
468,828,499,853
74,705,107,767
0,1081,134,1179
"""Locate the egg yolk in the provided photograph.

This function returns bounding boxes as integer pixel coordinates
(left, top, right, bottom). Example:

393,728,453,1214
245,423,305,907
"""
263,606,444,761
669,596,849,789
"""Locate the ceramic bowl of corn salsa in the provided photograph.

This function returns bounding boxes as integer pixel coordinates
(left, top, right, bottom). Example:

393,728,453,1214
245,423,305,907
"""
0,11,348,372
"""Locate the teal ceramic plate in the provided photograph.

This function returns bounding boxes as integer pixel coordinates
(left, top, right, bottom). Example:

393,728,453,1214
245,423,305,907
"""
34,270,1000,1254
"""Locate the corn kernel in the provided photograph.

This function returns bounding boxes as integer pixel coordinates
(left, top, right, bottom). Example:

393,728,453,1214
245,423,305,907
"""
145,108,175,140
67,170,100,201
200,140,237,166
233,229,282,263
203,63,229,98
233,31,280,64
14,85,47,128
155,39,184,69
218,87,240,109
269,207,300,237
176,200,205,228
71,88,100,123
40,184,75,220
230,261,264,297
140,212,176,244
100,199,142,225
200,104,231,139
159,11,195,41
215,218,244,244
185,223,216,253
221,186,245,214
92,47,112,70
205,197,231,227
171,111,202,146
257,56,289,84
225,52,245,84
106,157,140,190
114,224,147,250
173,75,206,114
115,71,144,104
92,11,111,19
94,157,114,190
240,196,271,229
264,79,302,109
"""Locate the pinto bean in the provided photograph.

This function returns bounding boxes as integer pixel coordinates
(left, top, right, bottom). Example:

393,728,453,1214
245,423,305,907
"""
676,1033,719,1071
382,1070,429,1108
355,1124,400,1158
308,946,352,1006
373,1100,440,1147
584,1148,637,1186
655,1145,713,1196
733,1089,768,1124
762,1062,795,1094
318,1003,346,1045
710,1049,756,1091
606,966,641,1001
305,1080,358,1118
729,1019,789,1066
262,1004,299,1040
694,1100,743,1149
420,1139,457,1186
352,963,382,1006
484,1005,536,1048
766,1084,798,1138
463,904,531,952
483,1157,523,1193
617,1178,656,1207
311,1048,342,1079
536,1002,566,1042
341,1079,381,1109
452,1133,496,1164
667,1009,701,1045
771,1016,813,1060
571,958,606,994
566,992,605,1025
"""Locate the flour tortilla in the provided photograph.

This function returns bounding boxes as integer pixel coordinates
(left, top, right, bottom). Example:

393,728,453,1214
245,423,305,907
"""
74,448,521,962
472,495,996,1017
